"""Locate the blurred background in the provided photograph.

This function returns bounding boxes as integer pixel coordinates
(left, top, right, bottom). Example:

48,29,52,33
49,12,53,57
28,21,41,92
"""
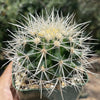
0,0,100,100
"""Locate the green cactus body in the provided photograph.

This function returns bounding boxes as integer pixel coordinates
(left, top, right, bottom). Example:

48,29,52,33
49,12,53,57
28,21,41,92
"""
4,10,93,99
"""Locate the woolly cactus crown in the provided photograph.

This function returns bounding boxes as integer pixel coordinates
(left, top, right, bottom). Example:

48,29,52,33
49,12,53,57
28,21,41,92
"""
4,10,94,98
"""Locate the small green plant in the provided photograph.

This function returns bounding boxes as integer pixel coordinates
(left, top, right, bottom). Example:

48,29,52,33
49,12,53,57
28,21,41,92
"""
4,10,94,99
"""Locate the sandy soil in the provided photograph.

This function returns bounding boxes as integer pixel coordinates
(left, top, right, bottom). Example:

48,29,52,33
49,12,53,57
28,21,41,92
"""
79,73,100,100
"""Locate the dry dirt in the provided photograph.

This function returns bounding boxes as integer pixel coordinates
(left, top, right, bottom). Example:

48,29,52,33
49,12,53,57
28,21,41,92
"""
79,73,100,100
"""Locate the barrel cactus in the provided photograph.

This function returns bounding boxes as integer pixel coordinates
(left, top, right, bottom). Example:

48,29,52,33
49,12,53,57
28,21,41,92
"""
4,10,94,99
